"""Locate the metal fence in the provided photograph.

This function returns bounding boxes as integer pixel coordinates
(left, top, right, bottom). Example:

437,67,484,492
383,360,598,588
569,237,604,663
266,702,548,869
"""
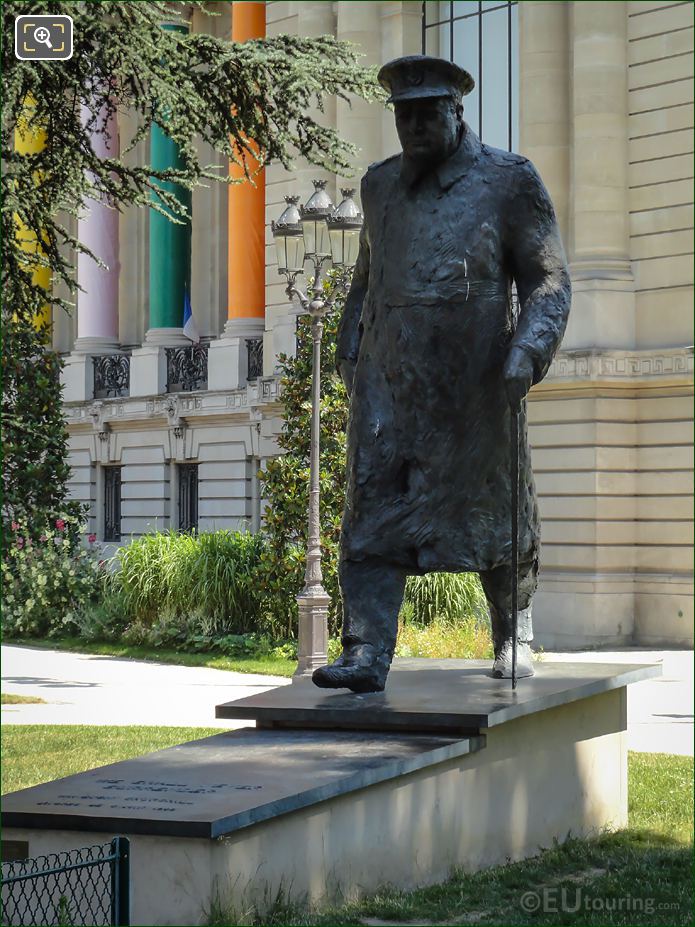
1,838,129,927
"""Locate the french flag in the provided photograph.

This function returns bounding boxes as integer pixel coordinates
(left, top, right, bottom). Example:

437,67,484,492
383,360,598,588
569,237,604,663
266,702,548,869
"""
183,289,200,343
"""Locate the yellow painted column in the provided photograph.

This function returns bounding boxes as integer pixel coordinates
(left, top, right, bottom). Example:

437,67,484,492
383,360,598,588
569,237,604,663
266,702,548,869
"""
14,94,51,330
226,1,266,330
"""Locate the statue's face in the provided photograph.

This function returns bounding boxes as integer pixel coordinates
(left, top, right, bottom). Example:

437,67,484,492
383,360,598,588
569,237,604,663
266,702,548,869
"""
394,96,462,164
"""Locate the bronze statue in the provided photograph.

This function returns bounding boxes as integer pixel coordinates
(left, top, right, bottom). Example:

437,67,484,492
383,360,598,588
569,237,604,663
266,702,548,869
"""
313,56,571,694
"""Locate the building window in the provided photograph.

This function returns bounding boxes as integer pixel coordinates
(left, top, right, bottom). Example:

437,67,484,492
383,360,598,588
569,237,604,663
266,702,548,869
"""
178,464,199,532
104,466,122,541
422,1,519,152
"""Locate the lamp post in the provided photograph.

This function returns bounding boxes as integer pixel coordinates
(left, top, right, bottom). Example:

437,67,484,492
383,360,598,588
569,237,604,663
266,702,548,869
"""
272,184,363,679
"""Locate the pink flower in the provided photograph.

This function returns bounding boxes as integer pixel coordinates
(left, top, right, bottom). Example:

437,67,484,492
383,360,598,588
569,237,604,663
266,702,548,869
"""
55,519,66,532
16,537,24,549
39,535,48,542
88,533,97,544
11,521,20,531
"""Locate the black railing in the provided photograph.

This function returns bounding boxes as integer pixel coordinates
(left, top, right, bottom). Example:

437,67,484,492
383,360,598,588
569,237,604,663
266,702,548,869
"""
165,344,208,392
93,355,130,399
1,837,130,927
246,337,263,381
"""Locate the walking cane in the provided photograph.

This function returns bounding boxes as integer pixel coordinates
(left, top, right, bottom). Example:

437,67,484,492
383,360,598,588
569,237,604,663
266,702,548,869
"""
511,405,519,690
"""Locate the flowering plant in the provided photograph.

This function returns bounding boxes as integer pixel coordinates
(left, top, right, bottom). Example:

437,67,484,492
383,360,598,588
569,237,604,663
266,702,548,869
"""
1,513,106,637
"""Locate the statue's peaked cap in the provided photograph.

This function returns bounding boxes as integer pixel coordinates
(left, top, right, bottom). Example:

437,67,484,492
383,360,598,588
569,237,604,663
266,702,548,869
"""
378,55,474,104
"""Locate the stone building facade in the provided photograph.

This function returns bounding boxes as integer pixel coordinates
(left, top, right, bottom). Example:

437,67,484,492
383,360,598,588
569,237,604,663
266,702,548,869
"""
57,1,694,648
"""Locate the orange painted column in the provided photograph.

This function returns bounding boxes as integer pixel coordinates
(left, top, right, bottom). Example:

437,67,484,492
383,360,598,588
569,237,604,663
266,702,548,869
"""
227,1,266,327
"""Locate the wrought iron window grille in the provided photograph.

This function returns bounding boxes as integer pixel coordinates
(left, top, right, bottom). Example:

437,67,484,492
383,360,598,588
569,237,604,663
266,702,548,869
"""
93,354,130,399
178,463,199,532
0,837,130,927
246,337,264,381
165,344,209,392
104,466,122,542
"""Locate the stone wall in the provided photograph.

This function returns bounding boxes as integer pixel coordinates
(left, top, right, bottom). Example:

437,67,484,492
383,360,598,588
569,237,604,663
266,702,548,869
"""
523,0,693,648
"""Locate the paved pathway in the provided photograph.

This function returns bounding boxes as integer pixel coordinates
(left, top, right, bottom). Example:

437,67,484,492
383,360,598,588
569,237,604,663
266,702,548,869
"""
549,648,693,756
1,645,692,754
0,645,290,730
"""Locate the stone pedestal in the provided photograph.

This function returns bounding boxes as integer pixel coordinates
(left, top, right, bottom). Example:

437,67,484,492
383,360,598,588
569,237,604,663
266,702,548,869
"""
130,345,167,397
143,327,190,347
2,661,659,926
208,318,265,391
264,305,298,376
61,353,94,404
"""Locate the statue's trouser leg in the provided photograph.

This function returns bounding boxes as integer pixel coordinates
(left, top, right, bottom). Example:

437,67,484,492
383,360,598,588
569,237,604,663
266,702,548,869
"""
479,551,538,656
339,557,408,657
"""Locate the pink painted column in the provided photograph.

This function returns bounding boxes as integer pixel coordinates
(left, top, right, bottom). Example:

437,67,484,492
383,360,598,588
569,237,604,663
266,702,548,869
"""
74,104,120,353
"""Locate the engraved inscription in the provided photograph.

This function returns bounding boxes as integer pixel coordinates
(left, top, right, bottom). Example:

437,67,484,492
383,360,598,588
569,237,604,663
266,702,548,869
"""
32,777,263,814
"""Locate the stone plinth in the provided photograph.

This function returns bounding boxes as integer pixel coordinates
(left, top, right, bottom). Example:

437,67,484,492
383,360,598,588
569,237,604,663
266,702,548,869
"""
1,660,660,926
217,658,660,731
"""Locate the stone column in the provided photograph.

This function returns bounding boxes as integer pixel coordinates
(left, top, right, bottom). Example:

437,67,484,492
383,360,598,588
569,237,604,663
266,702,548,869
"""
209,1,266,390
132,22,191,397
525,3,639,649
565,1,635,349
74,103,120,355
518,1,570,247
145,22,192,348
264,2,337,378
336,3,383,178
117,105,148,351
379,2,423,156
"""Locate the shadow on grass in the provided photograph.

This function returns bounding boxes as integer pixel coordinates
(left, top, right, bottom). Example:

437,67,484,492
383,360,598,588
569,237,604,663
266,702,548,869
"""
207,830,692,927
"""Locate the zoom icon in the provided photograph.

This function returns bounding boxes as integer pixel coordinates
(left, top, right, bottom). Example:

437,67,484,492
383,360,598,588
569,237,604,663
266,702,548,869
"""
15,15,73,61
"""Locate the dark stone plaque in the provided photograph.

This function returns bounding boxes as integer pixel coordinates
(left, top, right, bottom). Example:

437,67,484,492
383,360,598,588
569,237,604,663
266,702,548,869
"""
2,728,482,839
217,660,662,732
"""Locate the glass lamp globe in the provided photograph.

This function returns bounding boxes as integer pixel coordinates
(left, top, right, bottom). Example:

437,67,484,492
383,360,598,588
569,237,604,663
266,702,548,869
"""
271,195,305,274
327,188,363,268
300,180,334,260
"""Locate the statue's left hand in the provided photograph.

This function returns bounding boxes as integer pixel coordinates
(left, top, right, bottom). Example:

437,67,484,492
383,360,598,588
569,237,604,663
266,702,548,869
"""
503,346,534,412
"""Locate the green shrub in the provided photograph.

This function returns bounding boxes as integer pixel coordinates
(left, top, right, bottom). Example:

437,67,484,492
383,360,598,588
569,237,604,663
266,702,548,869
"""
403,571,489,625
111,529,269,637
1,513,105,637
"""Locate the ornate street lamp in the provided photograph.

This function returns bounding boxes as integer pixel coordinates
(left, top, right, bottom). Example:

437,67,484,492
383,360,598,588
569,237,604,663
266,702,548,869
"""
272,183,363,679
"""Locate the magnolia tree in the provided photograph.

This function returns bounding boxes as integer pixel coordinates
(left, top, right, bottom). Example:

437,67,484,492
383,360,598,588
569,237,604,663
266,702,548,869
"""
1,0,380,539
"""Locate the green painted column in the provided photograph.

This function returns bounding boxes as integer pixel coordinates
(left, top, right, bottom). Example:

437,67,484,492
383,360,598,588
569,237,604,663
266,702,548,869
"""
149,23,191,332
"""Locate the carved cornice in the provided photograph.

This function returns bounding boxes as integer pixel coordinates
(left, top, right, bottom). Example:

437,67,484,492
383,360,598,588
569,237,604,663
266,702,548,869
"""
544,348,694,385
63,376,284,429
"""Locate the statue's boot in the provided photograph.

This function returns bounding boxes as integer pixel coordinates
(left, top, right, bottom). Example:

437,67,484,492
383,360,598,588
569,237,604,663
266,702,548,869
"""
312,643,392,693
492,639,535,679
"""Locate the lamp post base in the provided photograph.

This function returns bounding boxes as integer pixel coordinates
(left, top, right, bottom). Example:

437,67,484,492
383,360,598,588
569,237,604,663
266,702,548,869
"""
294,589,330,680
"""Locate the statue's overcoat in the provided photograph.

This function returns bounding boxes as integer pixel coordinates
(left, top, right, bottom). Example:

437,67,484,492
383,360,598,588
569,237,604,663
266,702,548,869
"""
337,126,571,574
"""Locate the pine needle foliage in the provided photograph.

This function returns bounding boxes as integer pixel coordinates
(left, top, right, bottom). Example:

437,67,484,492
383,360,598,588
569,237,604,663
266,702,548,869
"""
1,0,382,534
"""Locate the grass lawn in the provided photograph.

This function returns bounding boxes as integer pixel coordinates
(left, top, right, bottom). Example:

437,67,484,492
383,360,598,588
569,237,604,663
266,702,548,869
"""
1,693,46,705
1,726,692,925
0,725,219,794
5,636,295,678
